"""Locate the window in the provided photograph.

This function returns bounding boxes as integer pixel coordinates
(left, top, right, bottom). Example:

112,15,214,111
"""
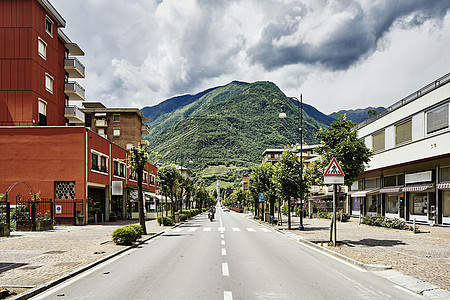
444,191,450,217
150,174,155,185
372,131,385,152
365,177,380,189
441,166,450,182
120,164,125,177
91,153,99,171
367,194,379,213
113,128,120,136
395,120,412,145
45,73,53,93
126,143,134,150
383,175,397,187
45,16,53,36
55,181,76,199
113,114,120,122
385,195,398,214
427,103,449,134
38,38,47,59
114,161,119,175
143,172,148,183
100,156,108,173
113,160,126,177
38,99,47,126
98,128,105,135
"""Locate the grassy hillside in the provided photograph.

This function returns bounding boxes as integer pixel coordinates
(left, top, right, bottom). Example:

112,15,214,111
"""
144,81,327,185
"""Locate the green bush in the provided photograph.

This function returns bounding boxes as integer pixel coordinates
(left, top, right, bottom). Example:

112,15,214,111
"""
362,215,417,231
179,213,188,222
157,216,174,226
254,216,260,220
317,211,350,222
112,224,143,245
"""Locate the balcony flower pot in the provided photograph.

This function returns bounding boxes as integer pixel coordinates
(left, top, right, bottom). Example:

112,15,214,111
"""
16,220,33,231
76,216,85,226
36,219,53,231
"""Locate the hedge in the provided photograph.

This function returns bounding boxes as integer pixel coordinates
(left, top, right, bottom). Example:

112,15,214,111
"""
112,224,143,245
362,215,416,231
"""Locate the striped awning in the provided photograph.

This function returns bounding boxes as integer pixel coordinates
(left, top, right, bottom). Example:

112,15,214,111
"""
350,189,379,198
380,187,401,193
437,182,450,190
402,184,433,192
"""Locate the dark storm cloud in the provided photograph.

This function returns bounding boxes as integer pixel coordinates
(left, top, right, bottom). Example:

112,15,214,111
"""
249,0,450,71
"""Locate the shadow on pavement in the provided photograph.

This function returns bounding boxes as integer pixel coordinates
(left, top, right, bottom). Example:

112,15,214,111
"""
344,238,407,247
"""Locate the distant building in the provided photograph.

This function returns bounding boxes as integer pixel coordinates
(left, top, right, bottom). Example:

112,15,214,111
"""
351,73,450,226
262,144,321,168
81,102,149,150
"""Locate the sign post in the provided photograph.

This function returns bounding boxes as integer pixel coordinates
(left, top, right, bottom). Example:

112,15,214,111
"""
323,158,345,247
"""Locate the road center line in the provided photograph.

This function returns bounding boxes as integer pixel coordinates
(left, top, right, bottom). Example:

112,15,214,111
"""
221,240,226,246
224,291,233,300
220,216,223,227
222,263,229,276
221,234,224,239
222,248,227,256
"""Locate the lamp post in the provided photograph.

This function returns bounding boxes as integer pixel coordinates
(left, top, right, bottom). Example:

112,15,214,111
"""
279,94,304,231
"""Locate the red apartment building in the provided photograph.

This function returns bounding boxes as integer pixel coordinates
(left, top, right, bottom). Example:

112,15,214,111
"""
0,0,159,225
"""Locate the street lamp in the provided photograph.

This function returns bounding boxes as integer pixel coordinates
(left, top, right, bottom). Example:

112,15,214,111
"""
279,94,305,231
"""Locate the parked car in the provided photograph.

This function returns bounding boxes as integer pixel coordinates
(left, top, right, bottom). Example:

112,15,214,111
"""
223,207,230,212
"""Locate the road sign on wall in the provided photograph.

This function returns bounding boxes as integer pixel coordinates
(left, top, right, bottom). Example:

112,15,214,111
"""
323,158,345,184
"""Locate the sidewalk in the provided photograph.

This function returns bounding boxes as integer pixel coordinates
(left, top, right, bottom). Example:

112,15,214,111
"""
0,219,168,298
263,215,450,292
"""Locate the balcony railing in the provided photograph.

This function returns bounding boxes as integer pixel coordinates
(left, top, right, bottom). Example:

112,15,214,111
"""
64,106,85,124
141,125,149,134
64,57,85,78
95,119,107,127
64,82,85,101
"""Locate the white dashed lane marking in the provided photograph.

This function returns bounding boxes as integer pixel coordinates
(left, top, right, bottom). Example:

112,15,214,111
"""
232,228,240,231
203,227,211,231
246,228,256,232
222,248,227,256
222,263,229,276
224,291,233,300
188,228,198,232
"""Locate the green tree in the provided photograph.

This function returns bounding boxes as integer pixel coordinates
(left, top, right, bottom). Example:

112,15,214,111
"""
273,146,302,229
158,164,180,218
128,144,149,235
315,115,372,241
249,163,277,218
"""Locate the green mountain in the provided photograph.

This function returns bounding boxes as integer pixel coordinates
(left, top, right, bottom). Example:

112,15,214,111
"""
329,106,385,124
142,81,328,186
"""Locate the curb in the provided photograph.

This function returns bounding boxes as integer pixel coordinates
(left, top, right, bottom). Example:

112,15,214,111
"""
11,230,166,300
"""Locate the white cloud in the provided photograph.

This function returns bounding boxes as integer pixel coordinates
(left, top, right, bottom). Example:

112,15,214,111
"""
53,0,450,114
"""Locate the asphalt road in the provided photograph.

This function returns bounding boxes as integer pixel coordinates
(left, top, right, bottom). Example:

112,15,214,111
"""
32,206,423,300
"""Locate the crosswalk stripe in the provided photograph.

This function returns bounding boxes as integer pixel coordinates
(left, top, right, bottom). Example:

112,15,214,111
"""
246,228,256,232
260,228,271,232
232,228,240,231
203,227,211,231
173,228,183,232
188,228,198,232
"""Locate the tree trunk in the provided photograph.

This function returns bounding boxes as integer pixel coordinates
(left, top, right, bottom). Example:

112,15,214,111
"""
137,168,147,235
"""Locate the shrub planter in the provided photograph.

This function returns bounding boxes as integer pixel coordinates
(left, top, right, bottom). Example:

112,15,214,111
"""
36,219,53,231
0,223,10,236
76,216,85,226
16,220,33,231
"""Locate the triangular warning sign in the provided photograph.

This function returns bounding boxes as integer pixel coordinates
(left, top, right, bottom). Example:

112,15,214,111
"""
324,158,344,177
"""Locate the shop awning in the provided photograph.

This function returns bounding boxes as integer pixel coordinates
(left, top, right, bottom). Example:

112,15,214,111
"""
380,187,401,193
437,182,450,190
401,184,434,192
350,189,378,198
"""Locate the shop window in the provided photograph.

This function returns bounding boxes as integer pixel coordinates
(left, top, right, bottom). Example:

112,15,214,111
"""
441,166,450,182
45,16,53,37
409,192,427,215
113,114,120,122
427,103,448,134
385,195,398,214
55,181,75,199
396,120,412,146
443,191,450,217
367,194,379,213
45,73,54,93
372,131,385,152
38,38,47,59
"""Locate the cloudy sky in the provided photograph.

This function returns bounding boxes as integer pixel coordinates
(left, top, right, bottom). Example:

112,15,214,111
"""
53,0,450,114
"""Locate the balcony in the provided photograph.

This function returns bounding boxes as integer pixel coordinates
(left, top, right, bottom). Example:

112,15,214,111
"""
141,125,149,134
64,82,85,100
100,133,107,139
64,106,85,124
64,57,85,78
95,119,108,127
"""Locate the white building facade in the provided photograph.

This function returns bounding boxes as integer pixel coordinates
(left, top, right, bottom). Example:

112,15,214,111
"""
350,73,450,225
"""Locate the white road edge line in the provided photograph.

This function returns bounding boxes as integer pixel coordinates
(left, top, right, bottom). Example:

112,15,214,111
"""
222,263,229,276
222,248,227,256
224,291,233,300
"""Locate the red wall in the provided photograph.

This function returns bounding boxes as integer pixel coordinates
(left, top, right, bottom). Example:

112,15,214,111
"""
0,126,86,201
0,0,68,126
